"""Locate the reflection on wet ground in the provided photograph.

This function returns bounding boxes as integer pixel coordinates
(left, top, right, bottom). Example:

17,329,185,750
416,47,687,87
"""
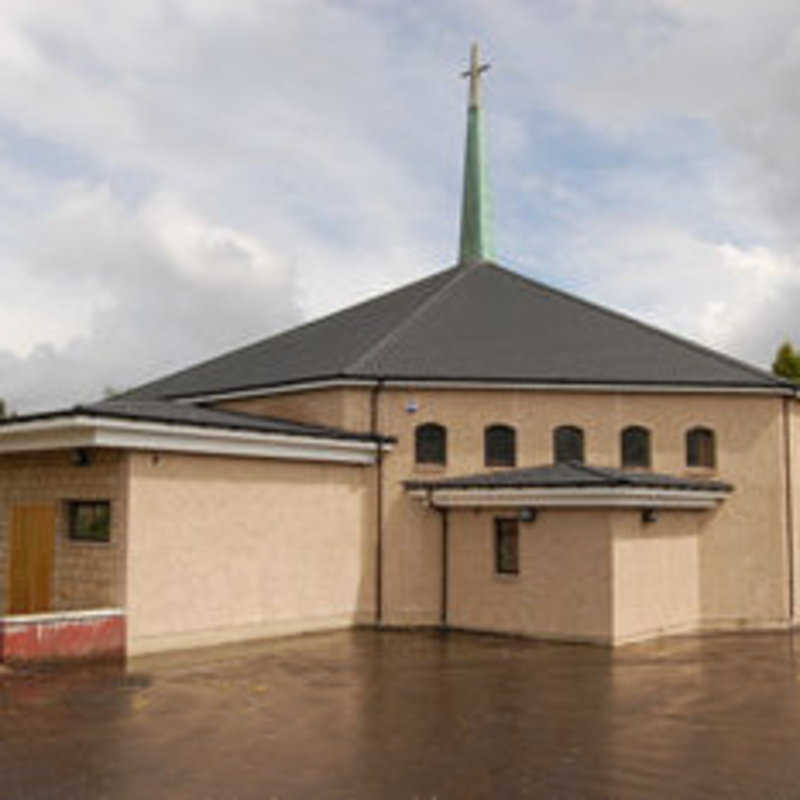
3,629,800,798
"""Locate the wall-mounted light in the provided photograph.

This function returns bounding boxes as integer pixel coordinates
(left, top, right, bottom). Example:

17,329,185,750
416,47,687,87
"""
519,507,537,522
405,399,419,413
70,448,91,467
642,508,658,524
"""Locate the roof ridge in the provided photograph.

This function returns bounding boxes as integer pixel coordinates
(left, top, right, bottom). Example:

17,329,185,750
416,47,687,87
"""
347,263,478,373
119,264,463,401
481,261,788,388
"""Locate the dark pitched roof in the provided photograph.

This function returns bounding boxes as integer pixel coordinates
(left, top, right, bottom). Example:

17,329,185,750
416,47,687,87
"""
0,400,389,443
405,462,733,493
122,261,788,401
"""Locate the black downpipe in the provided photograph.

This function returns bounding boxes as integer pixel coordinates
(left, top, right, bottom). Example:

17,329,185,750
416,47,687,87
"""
370,381,384,625
440,506,449,629
784,396,795,625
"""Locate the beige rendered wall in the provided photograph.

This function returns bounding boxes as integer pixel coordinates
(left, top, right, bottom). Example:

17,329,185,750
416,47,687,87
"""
218,387,373,433
611,510,701,644
447,508,613,643
447,506,704,645
212,385,791,636
374,388,789,632
125,451,376,655
0,450,127,614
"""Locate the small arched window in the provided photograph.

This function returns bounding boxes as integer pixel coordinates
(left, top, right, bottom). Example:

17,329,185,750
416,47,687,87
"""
621,426,651,468
415,423,447,465
553,425,584,464
484,424,516,467
686,427,715,468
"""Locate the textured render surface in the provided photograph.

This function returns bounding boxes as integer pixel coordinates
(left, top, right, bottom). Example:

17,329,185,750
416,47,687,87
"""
373,387,789,632
0,611,125,663
6,629,800,798
611,510,701,643
219,386,374,433
125,451,376,655
445,506,705,644
447,508,613,642
0,450,127,615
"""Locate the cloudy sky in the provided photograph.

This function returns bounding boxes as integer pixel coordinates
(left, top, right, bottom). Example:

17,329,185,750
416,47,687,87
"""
3,0,800,411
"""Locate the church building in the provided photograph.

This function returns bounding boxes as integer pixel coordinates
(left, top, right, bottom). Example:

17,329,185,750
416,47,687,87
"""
0,46,797,662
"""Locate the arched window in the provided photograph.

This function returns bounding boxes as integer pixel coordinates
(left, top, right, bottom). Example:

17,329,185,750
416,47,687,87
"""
621,426,651,468
686,427,715,468
415,423,447,465
484,424,516,467
553,425,584,464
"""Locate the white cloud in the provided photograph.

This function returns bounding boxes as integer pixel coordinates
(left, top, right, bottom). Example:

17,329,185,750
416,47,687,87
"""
552,218,800,366
3,1,800,410
0,183,300,411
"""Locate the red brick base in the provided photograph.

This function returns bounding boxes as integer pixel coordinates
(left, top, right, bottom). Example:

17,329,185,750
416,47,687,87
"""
0,610,125,664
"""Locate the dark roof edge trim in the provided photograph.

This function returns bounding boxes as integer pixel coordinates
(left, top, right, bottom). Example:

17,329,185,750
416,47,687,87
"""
169,374,795,403
405,478,733,492
0,405,394,444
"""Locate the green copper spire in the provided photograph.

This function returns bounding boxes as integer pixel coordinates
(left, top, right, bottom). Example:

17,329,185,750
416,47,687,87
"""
458,42,493,265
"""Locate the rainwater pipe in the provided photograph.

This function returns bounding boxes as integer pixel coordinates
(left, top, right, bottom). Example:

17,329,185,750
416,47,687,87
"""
784,394,796,626
427,488,449,629
370,379,385,625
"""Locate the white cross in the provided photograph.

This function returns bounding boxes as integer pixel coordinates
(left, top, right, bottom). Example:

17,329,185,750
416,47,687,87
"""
461,42,490,109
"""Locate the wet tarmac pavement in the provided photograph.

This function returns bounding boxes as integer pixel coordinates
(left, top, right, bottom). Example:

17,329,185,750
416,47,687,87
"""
3,630,800,799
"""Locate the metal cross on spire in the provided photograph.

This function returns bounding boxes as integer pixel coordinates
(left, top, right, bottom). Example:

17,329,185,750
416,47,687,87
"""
458,42,493,265
461,42,490,109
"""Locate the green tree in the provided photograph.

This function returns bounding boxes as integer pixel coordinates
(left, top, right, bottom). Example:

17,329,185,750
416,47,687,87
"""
0,398,5,419
772,340,800,383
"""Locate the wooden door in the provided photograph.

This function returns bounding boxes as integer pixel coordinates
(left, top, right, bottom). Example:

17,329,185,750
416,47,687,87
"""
8,505,55,614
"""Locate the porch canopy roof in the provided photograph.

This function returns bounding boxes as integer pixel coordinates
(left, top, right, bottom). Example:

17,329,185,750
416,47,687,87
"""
405,462,733,510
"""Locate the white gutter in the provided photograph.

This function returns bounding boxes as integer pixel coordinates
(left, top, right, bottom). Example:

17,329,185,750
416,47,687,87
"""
407,486,727,510
0,415,388,465
172,377,792,403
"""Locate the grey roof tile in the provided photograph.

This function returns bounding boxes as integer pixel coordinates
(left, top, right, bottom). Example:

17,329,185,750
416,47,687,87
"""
122,261,788,401
0,399,388,442
405,462,733,492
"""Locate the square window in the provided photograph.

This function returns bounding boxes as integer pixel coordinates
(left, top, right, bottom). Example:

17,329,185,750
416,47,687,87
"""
68,501,111,543
494,518,519,575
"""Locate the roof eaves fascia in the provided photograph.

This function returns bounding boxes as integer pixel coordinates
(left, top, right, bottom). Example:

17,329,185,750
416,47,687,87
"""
86,404,390,443
406,486,729,509
0,414,388,463
405,479,734,492
169,375,793,404
381,377,793,395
